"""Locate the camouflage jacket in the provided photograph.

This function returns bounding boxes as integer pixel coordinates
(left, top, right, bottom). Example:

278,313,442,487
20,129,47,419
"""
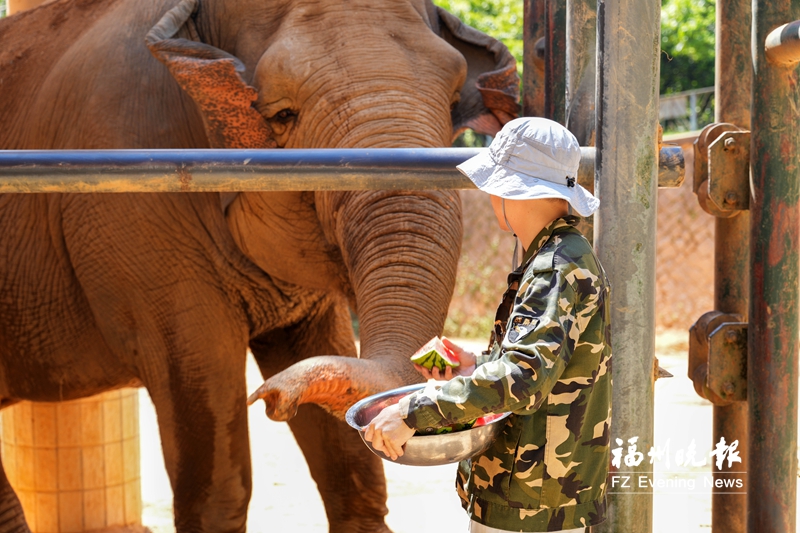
399,216,612,532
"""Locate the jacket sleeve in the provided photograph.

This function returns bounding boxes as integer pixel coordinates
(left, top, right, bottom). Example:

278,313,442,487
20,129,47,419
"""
400,268,584,431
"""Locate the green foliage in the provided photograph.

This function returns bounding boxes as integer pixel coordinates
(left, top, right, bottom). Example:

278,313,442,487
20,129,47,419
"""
0,0,6,17
435,0,523,74
452,130,491,147
434,0,715,97
660,0,716,94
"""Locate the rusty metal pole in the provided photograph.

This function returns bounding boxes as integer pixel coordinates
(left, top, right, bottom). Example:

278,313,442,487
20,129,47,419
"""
748,1,800,531
544,0,567,124
592,0,660,531
711,2,751,532
566,0,596,243
566,0,596,147
523,0,546,117
0,148,683,192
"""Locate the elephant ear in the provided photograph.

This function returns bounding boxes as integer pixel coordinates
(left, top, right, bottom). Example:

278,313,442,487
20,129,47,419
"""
434,6,520,139
145,0,276,149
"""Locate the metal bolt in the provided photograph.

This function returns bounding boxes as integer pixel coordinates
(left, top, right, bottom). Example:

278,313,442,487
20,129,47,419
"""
724,191,738,206
725,329,739,342
534,37,546,62
723,381,735,395
724,137,736,149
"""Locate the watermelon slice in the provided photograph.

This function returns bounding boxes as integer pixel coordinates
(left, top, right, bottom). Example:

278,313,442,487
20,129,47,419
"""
409,337,460,371
473,413,506,427
415,420,475,436
412,414,507,436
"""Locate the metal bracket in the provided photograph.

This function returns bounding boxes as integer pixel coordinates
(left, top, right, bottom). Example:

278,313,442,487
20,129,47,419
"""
707,321,748,402
708,131,751,212
689,311,748,405
693,123,751,218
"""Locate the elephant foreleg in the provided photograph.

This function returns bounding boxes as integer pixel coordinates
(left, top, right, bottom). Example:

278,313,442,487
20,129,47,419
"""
141,327,252,533
288,404,391,533
0,454,31,532
250,293,391,533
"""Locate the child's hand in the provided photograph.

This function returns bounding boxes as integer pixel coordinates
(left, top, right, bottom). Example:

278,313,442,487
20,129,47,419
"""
413,337,477,380
364,404,415,460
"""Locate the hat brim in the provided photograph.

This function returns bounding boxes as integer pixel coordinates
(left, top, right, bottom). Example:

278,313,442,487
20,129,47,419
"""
457,150,599,217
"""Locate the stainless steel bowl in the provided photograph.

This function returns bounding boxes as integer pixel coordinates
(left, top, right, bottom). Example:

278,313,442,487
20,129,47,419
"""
345,383,511,466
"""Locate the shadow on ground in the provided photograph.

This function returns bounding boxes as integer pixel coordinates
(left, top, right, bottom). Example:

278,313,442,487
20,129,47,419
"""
140,331,727,532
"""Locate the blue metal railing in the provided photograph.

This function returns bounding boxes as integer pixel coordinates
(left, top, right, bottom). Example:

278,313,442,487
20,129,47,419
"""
0,146,683,193
0,148,482,192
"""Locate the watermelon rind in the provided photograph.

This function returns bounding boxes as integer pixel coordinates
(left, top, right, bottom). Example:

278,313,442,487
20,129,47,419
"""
410,349,437,368
409,337,460,371
414,419,477,436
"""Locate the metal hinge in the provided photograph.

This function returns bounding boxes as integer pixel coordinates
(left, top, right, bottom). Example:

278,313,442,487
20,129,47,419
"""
688,311,748,405
693,123,751,218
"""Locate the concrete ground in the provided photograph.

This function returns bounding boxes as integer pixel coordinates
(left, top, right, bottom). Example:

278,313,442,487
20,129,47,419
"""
139,332,732,532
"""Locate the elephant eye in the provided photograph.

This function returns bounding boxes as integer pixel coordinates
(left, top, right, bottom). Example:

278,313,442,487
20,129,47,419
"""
274,108,297,123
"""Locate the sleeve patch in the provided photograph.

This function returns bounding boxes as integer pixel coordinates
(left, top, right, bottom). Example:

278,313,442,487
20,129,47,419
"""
507,316,538,343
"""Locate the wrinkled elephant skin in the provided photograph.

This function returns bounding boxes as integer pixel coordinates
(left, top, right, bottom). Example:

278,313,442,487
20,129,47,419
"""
0,0,518,531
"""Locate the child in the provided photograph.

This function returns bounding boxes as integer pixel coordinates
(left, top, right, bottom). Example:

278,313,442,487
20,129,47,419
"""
365,117,611,533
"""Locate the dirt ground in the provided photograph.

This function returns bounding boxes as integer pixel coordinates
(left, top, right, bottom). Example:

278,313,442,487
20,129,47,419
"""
136,331,788,533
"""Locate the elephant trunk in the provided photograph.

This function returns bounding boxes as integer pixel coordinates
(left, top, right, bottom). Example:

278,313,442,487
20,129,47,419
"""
341,190,462,368
249,189,463,421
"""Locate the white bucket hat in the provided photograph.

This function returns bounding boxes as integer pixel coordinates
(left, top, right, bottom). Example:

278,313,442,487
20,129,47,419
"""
457,117,599,217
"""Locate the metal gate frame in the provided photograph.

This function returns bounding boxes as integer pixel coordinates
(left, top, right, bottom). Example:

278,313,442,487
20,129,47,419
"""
526,1,799,532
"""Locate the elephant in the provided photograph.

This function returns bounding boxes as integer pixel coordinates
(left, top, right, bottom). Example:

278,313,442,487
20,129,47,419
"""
0,0,518,530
